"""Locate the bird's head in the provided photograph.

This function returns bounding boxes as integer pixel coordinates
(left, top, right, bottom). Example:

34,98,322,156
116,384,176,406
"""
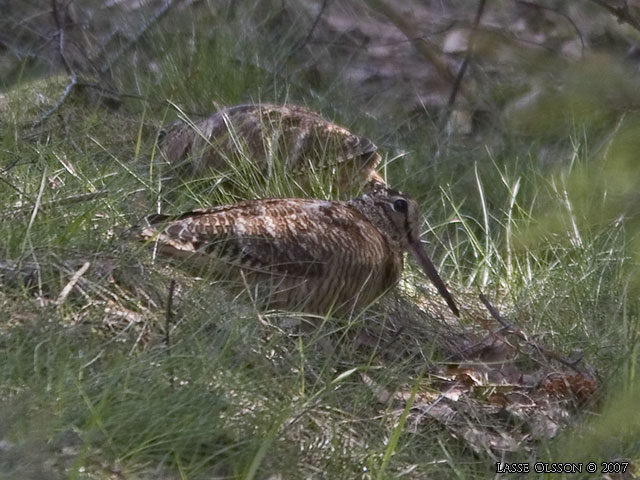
351,183,460,316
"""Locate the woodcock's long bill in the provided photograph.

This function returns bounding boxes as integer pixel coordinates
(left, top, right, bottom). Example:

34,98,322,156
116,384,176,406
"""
140,185,459,316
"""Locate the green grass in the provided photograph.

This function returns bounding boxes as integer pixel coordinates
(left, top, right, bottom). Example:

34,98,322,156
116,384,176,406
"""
2,2,640,479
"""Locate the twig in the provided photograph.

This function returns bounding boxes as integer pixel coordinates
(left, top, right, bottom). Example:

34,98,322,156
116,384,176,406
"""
0,155,23,175
165,279,176,389
30,78,77,129
56,261,90,305
295,0,331,54
52,0,75,76
20,170,48,306
31,0,78,128
165,279,175,351
447,0,487,109
588,0,640,33
98,0,177,75
439,0,487,133
367,0,472,101
444,323,511,362
76,81,138,101
0,174,34,204
479,294,512,330
74,81,206,117
21,79,201,134
23,169,48,247
60,113,82,152
3,190,110,217
515,0,585,57
479,294,585,373
0,260,39,290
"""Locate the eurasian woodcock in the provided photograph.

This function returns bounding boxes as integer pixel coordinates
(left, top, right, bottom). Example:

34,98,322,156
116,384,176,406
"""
140,184,459,316
159,103,384,194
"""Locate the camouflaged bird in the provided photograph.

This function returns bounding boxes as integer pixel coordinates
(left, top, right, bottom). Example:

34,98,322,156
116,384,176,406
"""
159,103,384,194
140,184,459,317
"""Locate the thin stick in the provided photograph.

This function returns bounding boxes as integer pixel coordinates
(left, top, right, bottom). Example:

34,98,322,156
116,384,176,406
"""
51,0,74,76
479,293,512,330
23,169,47,247
165,279,176,388
515,0,585,57
367,0,472,101
3,190,110,217
295,0,331,54
447,0,486,109
588,0,640,33
56,261,91,306
479,294,585,373
98,0,177,75
31,78,77,129
0,175,34,203
32,0,78,128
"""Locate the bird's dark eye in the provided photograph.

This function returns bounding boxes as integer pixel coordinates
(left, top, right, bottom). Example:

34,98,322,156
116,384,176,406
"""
393,198,408,213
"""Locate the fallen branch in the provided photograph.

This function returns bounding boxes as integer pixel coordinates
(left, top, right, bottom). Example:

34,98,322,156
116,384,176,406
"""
51,0,75,76
447,0,486,109
367,0,473,102
30,77,77,129
31,0,78,128
56,261,91,306
588,0,640,34
98,0,177,75
479,294,585,373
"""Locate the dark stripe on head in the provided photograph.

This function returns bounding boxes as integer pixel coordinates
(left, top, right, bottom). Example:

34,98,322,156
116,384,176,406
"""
363,182,402,197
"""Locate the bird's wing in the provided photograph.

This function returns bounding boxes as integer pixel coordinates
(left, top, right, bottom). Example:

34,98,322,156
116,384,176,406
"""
281,118,378,171
141,199,387,277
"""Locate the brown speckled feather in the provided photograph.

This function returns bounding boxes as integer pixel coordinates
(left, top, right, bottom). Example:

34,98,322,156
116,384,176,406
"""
140,186,459,316
159,103,384,191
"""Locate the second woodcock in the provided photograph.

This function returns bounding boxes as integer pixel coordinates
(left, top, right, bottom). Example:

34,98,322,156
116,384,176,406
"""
140,184,459,316
159,103,384,195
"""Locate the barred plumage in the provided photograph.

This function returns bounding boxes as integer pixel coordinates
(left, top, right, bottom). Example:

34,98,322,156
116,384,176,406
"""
159,103,384,193
140,185,458,316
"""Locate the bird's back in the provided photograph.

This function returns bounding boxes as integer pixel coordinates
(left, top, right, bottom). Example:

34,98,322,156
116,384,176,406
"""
159,103,382,194
141,198,403,314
